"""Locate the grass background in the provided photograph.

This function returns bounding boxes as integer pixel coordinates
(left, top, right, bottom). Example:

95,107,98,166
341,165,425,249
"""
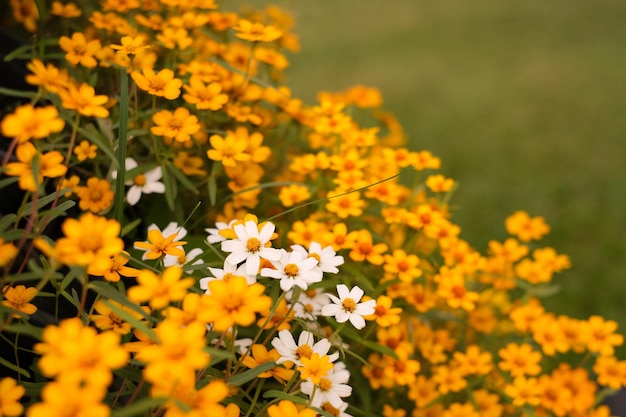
269,0,626,352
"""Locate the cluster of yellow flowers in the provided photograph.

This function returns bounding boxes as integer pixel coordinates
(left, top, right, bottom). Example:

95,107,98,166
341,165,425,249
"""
1,0,625,416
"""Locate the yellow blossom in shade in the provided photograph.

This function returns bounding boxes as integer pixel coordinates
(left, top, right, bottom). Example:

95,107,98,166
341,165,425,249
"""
452,345,493,376
505,376,542,407
135,320,209,384
1,104,65,143
382,405,406,417
4,142,67,192
183,76,228,110
110,35,150,56
207,131,251,167
383,348,421,385
505,210,550,242
425,174,455,193
432,365,467,395
345,229,387,265
55,213,123,271
442,403,480,417
73,140,97,161
593,355,626,389
9,0,39,32
411,149,441,170
298,353,333,384
25,59,70,94
509,298,545,332
586,315,624,356
2,285,37,318
472,389,503,417
151,107,201,143
59,32,101,68
134,229,187,260
127,266,194,310
487,237,529,263
87,251,140,282
89,299,145,335
234,19,283,42
530,314,569,355
498,343,542,377
59,83,110,118
202,276,272,331
26,378,109,417
325,190,366,219
267,400,316,417
436,271,479,311
364,295,402,327
0,238,19,268
407,375,438,407
75,177,114,213
173,151,207,176
533,246,571,272
34,317,128,386
240,344,295,384
279,184,311,207
0,377,25,417
153,379,229,417
156,27,192,50
131,67,182,99
51,1,81,17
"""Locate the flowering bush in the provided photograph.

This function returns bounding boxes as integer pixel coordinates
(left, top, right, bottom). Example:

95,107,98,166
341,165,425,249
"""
1,1,625,417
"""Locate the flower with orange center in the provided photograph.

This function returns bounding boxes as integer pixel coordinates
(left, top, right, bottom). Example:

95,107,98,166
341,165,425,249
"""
89,299,147,335
183,76,229,110
110,35,150,56
298,352,333,384
425,174,455,193
586,315,624,356
240,344,295,384
505,376,542,407
234,19,283,42
151,107,200,143
505,210,550,242
498,342,542,377
364,295,402,327
131,67,182,99
75,177,114,213
59,82,110,118
73,140,97,161
59,32,101,68
10,0,39,32
0,377,25,417
127,266,193,310
4,142,67,192
383,249,422,282
345,228,387,265
51,1,81,17
2,285,37,318
321,284,376,330
1,104,65,143
201,276,272,331
207,131,251,167
267,400,316,417
134,228,187,260
452,345,493,376
25,59,70,94
0,238,19,268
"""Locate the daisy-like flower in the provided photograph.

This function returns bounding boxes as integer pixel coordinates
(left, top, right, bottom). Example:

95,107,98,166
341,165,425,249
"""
131,67,182,100
288,288,329,319
271,329,338,366
199,261,257,293
206,220,236,244
291,242,344,274
321,284,376,330
301,363,352,408
163,247,203,273
2,285,37,318
112,158,165,206
220,219,282,276
261,249,322,292
133,226,186,261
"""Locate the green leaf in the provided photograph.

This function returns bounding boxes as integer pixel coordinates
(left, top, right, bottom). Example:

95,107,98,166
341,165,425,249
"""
0,176,19,190
110,397,166,417
0,353,30,378
206,346,235,366
38,200,75,225
165,162,199,194
161,165,176,211
228,361,276,386
121,218,142,237
78,125,118,166
0,215,17,234
3,323,42,340
0,86,37,99
208,175,217,206
22,190,66,217
262,390,309,405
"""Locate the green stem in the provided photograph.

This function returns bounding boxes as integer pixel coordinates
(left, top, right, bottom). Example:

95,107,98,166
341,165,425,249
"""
114,69,129,230
243,378,265,417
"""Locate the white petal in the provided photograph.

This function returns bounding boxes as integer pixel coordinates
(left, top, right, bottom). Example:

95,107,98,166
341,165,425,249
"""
258,221,275,242
348,314,366,329
126,187,141,205
349,286,364,302
336,284,350,300
246,253,260,275
244,220,259,239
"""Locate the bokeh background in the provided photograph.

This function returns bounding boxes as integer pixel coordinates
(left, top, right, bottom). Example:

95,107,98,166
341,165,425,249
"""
272,0,626,354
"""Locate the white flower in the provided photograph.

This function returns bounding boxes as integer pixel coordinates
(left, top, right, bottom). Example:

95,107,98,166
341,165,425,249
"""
112,158,165,206
206,220,235,244
199,261,257,294
164,247,203,273
220,220,282,276
291,242,344,274
271,329,338,366
321,284,376,330
288,288,329,319
301,364,352,408
261,249,323,292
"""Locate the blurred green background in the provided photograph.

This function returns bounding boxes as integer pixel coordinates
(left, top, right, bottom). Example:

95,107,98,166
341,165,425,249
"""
277,0,626,348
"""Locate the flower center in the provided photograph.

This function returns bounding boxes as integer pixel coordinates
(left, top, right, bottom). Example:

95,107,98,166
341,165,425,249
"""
295,344,312,360
284,263,299,277
342,298,356,313
308,253,321,265
134,174,146,187
246,237,261,253
321,402,340,417
318,377,332,391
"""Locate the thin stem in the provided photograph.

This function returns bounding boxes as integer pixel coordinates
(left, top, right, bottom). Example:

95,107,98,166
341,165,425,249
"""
114,69,130,230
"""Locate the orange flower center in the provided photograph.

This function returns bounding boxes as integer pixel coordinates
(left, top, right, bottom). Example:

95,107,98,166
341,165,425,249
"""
246,237,261,253
284,263,299,277
318,378,332,391
296,344,312,360
134,174,146,187
342,298,356,313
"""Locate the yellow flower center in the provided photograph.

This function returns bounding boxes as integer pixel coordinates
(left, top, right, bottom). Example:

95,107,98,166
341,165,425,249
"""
134,174,146,187
318,377,332,391
342,298,356,313
296,344,313,359
284,263,299,277
246,237,261,253
308,253,321,265
321,402,340,417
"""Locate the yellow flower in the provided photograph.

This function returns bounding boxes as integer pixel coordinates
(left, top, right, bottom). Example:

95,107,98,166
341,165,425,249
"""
59,32,101,68
4,142,67,192
298,352,333,384
26,378,109,417
504,376,542,407
34,317,129,387
131,67,182,100
278,184,311,207
59,82,110,118
110,35,150,56
325,190,365,219
207,131,251,167
1,104,65,143
9,0,39,32
173,151,207,176
2,285,37,318
127,266,194,310
133,228,187,260
73,140,97,161
234,19,283,42
498,343,542,377
345,228,387,265
87,251,140,282
75,177,114,213
425,174,455,193
156,27,192,50
0,377,25,417
240,344,295,384
25,59,70,95
267,400,316,417
364,295,402,327
89,299,146,335
182,76,229,110
153,379,229,417
50,1,81,17
505,210,550,242
0,238,19,268
151,107,201,143
55,213,124,271
136,320,209,384
202,276,272,331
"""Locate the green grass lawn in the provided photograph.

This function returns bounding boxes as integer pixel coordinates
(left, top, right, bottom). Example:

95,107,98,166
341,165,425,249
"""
279,0,626,350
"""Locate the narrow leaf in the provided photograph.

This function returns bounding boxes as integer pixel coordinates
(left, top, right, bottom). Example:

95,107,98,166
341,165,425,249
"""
228,361,276,386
